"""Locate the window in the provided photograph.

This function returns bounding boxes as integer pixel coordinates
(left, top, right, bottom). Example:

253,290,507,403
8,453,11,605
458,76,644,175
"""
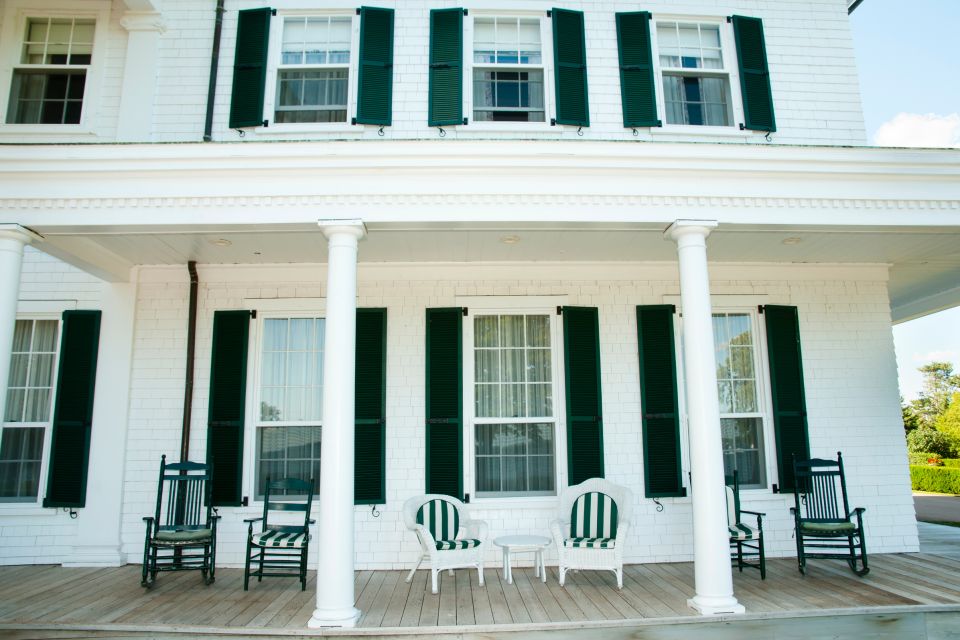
254,316,324,498
274,16,351,124
471,16,546,123
713,312,767,489
469,312,558,497
6,17,93,124
1,319,59,502
655,21,733,127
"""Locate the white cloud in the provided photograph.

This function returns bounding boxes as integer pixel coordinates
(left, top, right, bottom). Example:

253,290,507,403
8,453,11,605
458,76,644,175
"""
874,113,960,148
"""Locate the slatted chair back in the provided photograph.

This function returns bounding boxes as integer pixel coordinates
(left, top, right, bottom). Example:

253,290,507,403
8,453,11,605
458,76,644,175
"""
416,498,461,542
792,452,852,523
262,477,314,536
153,455,212,534
569,491,619,539
724,470,742,528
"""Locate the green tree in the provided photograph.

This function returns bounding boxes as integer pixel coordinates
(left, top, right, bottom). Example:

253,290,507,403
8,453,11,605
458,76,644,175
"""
910,362,960,428
907,427,956,457
935,392,960,443
902,398,922,433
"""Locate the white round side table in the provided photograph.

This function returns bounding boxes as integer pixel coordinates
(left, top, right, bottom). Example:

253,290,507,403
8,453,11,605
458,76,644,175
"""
492,534,551,584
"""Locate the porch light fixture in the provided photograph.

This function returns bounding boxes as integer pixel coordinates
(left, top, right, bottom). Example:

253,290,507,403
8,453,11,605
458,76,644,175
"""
210,238,233,247
500,235,521,245
781,237,802,245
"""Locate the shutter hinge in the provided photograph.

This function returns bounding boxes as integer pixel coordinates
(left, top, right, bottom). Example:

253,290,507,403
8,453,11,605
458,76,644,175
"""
464,493,470,503
758,305,765,314
356,8,361,15
271,9,277,16
670,304,677,314
726,16,732,23
772,484,780,494
463,117,469,125
463,8,468,15
550,118,556,126
739,123,746,131
556,306,563,316
242,496,249,506
262,119,269,128
546,10,552,17
462,307,468,316
351,117,357,124
250,310,257,319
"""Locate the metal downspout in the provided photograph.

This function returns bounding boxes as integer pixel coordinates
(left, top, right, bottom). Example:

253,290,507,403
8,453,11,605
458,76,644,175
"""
180,261,199,461
203,0,226,141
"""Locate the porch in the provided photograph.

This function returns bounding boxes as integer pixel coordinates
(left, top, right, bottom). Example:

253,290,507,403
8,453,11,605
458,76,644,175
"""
2,524,959,638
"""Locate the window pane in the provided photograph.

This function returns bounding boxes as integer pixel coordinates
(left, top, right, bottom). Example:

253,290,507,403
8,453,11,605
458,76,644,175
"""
720,418,765,488
475,384,499,418
259,317,323,423
527,383,552,417
525,315,550,347
475,349,499,383
501,383,525,418
500,315,524,348
12,321,31,352
8,354,28,388
24,388,52,422
475,316,498,348
475,423,554,497
0,427,44,501
256,425,321,498
263,319,288,351
33,320,57,352
501,348,523,384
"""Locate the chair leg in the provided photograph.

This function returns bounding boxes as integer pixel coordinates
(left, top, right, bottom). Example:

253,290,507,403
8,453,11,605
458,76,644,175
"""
244,545,252,591
737,541,744,572
258,547,265,582
616,568,623,589
477,564,484,587
559,567,567,587
141,544,151,588
405,556,422,583
431,568,439,595
300,544,308,591
759,535,766,580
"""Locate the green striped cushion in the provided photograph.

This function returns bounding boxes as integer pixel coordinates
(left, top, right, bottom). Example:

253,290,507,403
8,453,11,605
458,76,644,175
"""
800,521,856,535
564,537,615,549
417,498,460,542
435,538,481,551
252,529,309,548
724,486,737,527
728,523,759,541
155,528,212,543
570,491,618,539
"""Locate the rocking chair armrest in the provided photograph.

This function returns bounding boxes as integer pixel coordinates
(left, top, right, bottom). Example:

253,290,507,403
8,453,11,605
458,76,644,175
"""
741,509,765,517
243,516,264,523
142,516,155,524
849,507,866,524
308,518,316,525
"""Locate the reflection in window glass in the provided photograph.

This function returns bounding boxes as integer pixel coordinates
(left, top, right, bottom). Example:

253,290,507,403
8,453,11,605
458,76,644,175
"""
275,16,351,123
472,17,545,122
656,21,731,127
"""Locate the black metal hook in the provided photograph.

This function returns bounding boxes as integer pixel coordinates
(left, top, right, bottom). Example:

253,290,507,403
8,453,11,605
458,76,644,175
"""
653,499,664,513
236,129,245,138
378,126,385,137
632,128,639,137
371,504,381,518
577,126,583,136
438,126,446,137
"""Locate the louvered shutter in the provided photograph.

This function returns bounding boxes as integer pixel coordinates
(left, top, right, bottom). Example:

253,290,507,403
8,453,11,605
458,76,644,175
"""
206,310,251,506
764,305,809,492
43,310,101,508
552,8,590,127
616,12,660,128
428,9,464,127
355,308,386,504
732,15,776,132
356,7,394,126
636,306,685,498
562,307,604,484
229,8,271,129
425,308,462,498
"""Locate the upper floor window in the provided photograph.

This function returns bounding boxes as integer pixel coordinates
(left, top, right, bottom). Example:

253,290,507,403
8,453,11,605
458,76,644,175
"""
6,17,93,124
472,17,545,123
656,21,732,127
275,16,351,124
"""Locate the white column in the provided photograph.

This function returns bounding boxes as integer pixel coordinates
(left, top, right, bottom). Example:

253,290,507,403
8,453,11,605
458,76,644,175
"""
665,220,744,616
116,12,166,142
309,220,366,629
0,225,42,424
64,277,138,567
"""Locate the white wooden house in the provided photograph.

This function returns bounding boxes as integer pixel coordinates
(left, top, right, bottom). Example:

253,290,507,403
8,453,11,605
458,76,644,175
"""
0,0,958,627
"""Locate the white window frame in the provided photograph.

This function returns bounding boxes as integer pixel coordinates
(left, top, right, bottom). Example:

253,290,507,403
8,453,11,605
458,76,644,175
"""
672,299,776,494
0,313,62,508
243,299,326,504
0,0,110,136
461,296,568,505
262,9,362,133
463,10,556,132
649,14,746,136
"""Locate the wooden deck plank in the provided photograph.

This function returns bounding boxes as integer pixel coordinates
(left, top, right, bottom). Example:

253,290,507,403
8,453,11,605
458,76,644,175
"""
511,568,550,623
468,568,494,625
495,566,532,623
378,570,415,628
398,569,428,627
524,566,571,622
436,570,458,626
483,565,515,624
358,569,400,628
454,568,476,626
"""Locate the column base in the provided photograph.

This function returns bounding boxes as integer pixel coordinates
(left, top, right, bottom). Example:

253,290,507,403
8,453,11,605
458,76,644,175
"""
62,546,126,567
307,606,361,629
687,595,745,616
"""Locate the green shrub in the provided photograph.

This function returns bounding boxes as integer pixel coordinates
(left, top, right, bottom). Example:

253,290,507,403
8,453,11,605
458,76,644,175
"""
943,459,960,468
909,452,942,465
910,465,960,495
907,428,957,457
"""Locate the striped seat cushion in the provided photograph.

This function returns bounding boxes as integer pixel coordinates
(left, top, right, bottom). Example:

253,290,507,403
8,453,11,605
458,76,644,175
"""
435,538,481,551
416,498,460,542
252,529,309,548
154,528,212,544
728,523,759,541
564,537,615,549
800,521,856,535
569,491,618,540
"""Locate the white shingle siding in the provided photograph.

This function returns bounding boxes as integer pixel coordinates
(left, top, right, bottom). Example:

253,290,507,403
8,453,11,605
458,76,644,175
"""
0,0,866,145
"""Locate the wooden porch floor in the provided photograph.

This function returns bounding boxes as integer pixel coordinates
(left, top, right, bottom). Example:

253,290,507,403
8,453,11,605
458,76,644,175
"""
2,546,960,635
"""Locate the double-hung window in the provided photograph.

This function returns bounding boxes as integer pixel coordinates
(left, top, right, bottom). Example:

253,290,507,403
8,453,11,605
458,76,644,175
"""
472,16,546,123
254,316,324,499
712,311,768,489
468,312,559,498
274,15,352,124
1,319,59,502
6,16,93,124
656,21,733,127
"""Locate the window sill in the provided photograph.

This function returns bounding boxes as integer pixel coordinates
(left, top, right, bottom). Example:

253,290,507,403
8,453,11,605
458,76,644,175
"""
462,121,556,134
0,503,59,516
248,122,366,136
0,123,97,137
650,125,754,140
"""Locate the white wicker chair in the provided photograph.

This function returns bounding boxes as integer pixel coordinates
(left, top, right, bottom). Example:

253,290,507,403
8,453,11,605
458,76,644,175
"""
550,478,632,589
402,494,488,594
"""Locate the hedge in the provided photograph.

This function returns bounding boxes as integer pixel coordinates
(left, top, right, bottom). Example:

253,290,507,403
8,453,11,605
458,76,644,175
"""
910,465,960,495
943,459,960,468
909,452,941,465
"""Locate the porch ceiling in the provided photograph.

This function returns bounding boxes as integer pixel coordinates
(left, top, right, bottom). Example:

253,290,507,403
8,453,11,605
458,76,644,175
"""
36,222,960,323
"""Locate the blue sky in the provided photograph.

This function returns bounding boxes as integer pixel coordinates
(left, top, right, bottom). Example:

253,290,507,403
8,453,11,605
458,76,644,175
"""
850,0,960,400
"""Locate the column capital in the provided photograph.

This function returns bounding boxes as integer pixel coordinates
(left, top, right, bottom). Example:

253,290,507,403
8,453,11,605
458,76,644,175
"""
121,12,167,33
318,219,367,241
664,220,718,243
0,224,43,246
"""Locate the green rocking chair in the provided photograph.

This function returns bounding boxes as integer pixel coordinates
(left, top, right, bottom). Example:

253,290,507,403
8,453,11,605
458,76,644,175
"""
791,452,869,576
244,477,315,590
725,470,766,579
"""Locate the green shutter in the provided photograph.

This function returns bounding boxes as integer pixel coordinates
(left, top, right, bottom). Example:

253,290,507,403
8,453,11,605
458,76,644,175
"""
563,306,603,485
636,306,685,498
425,308,462,498
207,310,250,506
356,7,394,126
616,12,660,128
43,310,101,508
428,9,463,127
355,308,387,504
764,305,809,492
229,8,271,129
552,8,589,127
732,15,776,132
